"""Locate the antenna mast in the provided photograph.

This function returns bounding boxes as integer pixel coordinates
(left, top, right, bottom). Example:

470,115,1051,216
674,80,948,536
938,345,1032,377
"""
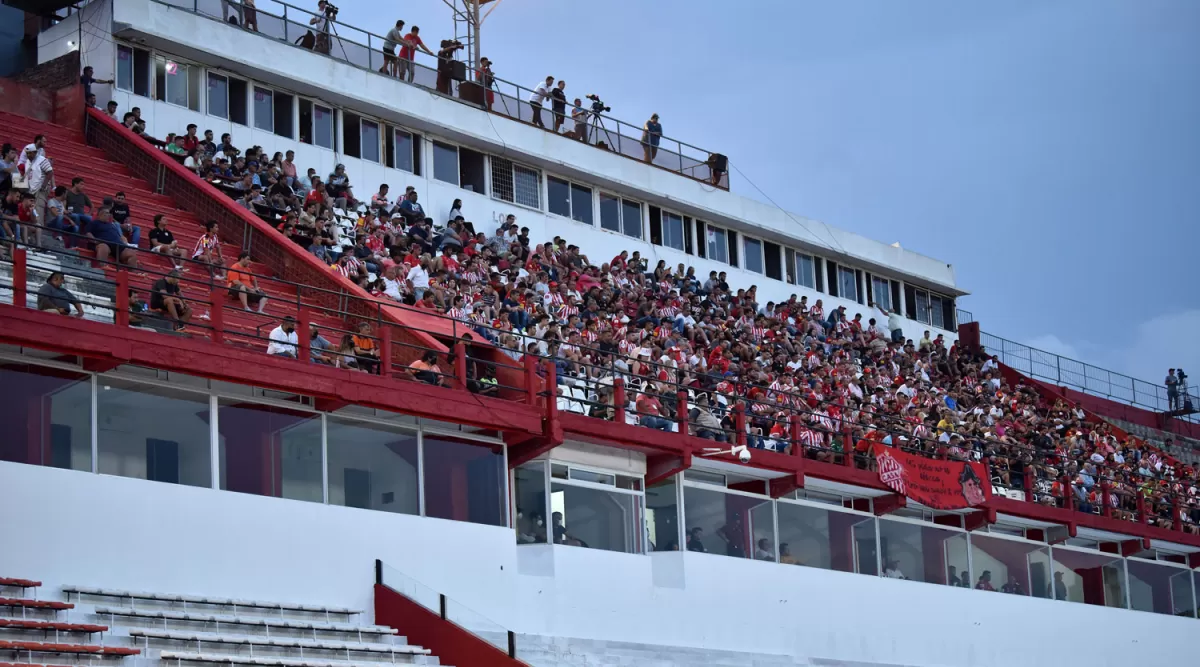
445,0,502,71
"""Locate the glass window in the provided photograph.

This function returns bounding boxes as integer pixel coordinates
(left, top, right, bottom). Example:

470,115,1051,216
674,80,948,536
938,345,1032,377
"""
569,183,593,225
646,477,680,551
98,379,210,488
621,200,642,238
514,462,548,544
0,364,91,471
744,238,763,274
1125,559,1193,616
599,193,620,233
662,211,684,251
916,290,931,326
432,141,459,185
550,480,642,553
930,294,945,329
216,401,322,502
1050,547,1127,607
682,485,774,559
361,120,381,164
776,501,878,575
490,157,540,208
325,416,419,514
207,72,228,119
707,227,728,264
394,129,414,172
423,436,506,527
165,61,188,108
314,104,334,149
253,86,273,132
117,45,134,92
968,533,1052,598
877,518,966,586
547,176,571,218
872,276,892,311
796,253,816,289
838,267,858,303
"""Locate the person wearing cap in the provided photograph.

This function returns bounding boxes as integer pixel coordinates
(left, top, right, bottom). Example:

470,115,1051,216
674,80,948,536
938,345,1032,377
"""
267,316,299,358
23,142,53,244
150,270,189,330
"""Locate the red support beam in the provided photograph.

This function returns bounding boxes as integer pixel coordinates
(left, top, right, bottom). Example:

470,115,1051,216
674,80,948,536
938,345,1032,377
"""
734,402,747,449
646,452,691,487
769,471,804,498
11,248,26,307
115,270,129,327
379,325,392,377
676,390,689,435
873,494,907,516
208,287,223,344
1060,475,1073,512
613,378,626,424
788,414,800,457
963,508,996,532
297,307,311,364
1137,494,1147,525
1023,465,1035,503
453,341,467,391
524,355,538,405
1100,481,1111,519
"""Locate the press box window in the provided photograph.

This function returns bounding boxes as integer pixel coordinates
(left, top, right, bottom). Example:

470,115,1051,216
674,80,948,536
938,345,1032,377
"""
838,266,858,303
707,226,728,264
459,147,486,194
744,237,763,274
154,58,199,111
253,86,273,132
298,100,334,149
361,119,381,164
208,74,248,124
599,194,642,238
117,45,152,97
548,177,593,226
433,140,459,185
785,249,816,289
491,156,540,208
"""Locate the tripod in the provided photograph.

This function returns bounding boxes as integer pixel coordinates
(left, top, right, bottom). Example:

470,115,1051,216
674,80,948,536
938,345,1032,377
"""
326,16,350,62
588,110,609,148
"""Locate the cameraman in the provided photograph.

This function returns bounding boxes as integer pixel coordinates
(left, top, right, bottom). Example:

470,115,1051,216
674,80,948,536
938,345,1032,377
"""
310,0,335,54
641,113,662,163
435,39,464,95
379,20,405,77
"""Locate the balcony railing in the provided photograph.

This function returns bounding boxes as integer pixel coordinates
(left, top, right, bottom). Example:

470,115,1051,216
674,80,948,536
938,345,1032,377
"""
149,0,730,189
980,330,1199,423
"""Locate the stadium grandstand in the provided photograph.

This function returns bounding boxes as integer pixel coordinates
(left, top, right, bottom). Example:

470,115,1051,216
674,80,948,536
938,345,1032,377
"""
1,1,1197,666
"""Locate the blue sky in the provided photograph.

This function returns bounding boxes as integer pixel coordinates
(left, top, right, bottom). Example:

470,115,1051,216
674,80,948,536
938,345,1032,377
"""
340,0,1199,383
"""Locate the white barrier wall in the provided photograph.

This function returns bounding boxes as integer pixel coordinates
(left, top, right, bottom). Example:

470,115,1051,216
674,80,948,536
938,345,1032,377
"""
1,462,1194,667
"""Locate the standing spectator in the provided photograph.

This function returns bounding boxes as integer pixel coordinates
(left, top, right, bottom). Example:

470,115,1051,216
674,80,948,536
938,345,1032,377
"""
79,66,113,98
874,301,904,343
397,25,434,83
149,270,190,330
380,19,406,77
641,113,662,162
37,272,84,317
228,251,269,313
242,0,258,32
267,316,299,358
529,76,553,129
1166,369,1179,411
0,144,17,191
550,80,568,133
477,57,496,111
24,143,53,244
104,100,119,121
570,98,588,141
435,39,463,95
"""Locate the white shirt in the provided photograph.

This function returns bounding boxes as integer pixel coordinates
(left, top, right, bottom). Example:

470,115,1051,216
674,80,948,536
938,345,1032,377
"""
383,277,404,301
26,155,52,192
267,326,299,356
406,265,430,289
529,82,550,104
887,312,903,332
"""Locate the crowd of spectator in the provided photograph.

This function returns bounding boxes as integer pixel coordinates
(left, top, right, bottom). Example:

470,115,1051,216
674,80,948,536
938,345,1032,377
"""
13,92,1200,537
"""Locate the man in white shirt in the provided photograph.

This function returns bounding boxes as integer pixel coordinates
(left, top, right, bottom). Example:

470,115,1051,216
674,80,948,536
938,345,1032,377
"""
874,302,904,343
25,144,54,244
266,316,299,358
406,258,431,300
528,76,554,129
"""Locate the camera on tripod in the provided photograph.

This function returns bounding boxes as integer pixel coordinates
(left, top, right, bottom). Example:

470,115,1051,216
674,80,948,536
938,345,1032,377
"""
586,94,610,114
322,2,339,18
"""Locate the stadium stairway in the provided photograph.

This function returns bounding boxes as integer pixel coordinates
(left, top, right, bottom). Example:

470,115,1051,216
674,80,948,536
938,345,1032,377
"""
2,578,448,667
0,111,349,348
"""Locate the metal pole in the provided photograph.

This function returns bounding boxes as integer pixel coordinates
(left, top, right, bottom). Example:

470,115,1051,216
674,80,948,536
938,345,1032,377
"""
472,0,482,72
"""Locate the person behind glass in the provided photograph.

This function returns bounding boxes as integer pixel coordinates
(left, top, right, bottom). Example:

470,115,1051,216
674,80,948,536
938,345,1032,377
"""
476,57,495,111
528,76,553,129
267,316,299,358
1001,573,1024,595
435,39,464,95
550,80,568,133
975,570,996,591
685,527,706,552
380,20,405,77
641,113,662,162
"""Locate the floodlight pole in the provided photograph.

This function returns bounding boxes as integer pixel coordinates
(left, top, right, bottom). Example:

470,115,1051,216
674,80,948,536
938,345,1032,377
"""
444,0,502,72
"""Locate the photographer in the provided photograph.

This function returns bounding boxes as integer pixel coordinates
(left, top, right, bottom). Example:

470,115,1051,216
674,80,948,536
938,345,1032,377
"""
435,39,464,95
379,20,405,77
641,113,662,163
398,26,434,83
309,0,337,54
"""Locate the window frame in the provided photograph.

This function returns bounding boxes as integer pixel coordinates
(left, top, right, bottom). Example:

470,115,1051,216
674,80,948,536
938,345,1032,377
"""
546,174,595,226
394,128,418,174
490,156,541,210
795,251,816,289
661,209,685,251
743,236,764,275
360,118,382,164
838,265,859,303
432,139,460,186
707,225,729,264
252,85,274,133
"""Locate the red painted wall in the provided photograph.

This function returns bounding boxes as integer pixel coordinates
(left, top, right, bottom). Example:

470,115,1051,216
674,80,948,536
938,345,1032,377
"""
374,583,528,667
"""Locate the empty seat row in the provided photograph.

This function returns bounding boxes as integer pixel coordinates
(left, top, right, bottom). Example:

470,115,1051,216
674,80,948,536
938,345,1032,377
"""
157,652,437,667
0,640,139,656
65,588,358,616
0,619,108,633
0,599,74,611
93,607,396,636
0,580,41,589
129,629,422,655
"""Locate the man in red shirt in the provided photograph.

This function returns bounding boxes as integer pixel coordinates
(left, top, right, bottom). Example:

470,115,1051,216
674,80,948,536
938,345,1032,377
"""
398,26,434,83
635,385,672,431
181,124,200,153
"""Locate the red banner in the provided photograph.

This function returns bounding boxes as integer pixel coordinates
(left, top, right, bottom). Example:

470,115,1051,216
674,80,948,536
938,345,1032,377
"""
872,444,991,510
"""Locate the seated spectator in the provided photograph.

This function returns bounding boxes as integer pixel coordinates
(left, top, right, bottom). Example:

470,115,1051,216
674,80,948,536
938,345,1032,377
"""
192,220,226,280
149,270,190,331
228,251,269,313
148,214,186,269
310,325,334,365
326,164,356,208
975,571,996,591
89,206,139,268
164,134,187,156
370,183,391,214
44,185,79,248
397,189,426,226
635,383,673,431
110,191,139,246
266,316,299,358
36,272,84,317
407,350,446,386
352,322,381,374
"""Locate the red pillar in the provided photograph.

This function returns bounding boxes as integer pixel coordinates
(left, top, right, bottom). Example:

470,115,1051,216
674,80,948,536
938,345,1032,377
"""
12,247,26,307
789,414,801,457
1136,494,1147,525
1060,475,1073,512
1172,498,1182,532
453,341,467,391
734,402,747,449
1023,466,1035,503
208,287,224,344
524,355,538,405
842,421,853,468
676,390,689,434
115,270,130,326
545,361,559,425
1100,481,1111,518
613,378,626,424
297,308,311,364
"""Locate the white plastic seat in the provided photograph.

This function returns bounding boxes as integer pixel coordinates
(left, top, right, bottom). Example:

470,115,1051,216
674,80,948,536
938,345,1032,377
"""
158,650,432,666
67,587,358,615
92,607,396,635
129,629,422,654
